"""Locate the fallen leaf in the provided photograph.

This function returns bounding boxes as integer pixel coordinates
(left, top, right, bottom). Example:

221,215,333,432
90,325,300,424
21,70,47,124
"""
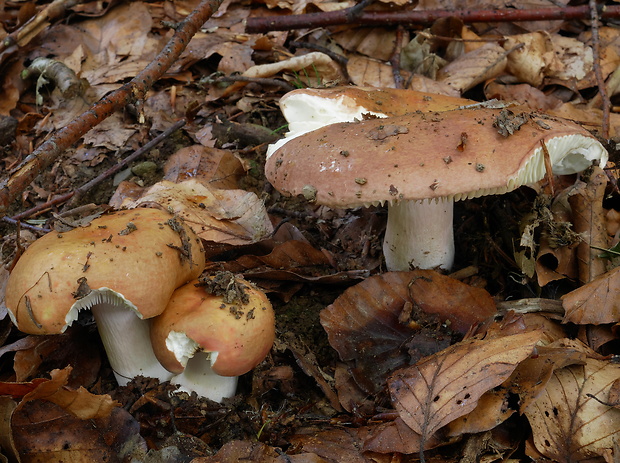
124,179,274,245
320,270,497,394
11,400,142,462
347,55,410,88
388,330,541,445
17,367,119,420
562,266,620,325
363,417,447,454
289,426,392,463
503,32,551,87
437,42,507,93
567,166,609,284
525,356,620,462
162,145,245,189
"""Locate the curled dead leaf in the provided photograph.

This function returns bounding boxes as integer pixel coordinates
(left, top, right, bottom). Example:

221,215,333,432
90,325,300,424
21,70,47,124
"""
320,270,497,394
388,330,542,443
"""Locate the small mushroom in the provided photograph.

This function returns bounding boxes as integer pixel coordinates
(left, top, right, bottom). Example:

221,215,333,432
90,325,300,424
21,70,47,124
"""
4,208,206,385
266,107,607,271
150,274,275,401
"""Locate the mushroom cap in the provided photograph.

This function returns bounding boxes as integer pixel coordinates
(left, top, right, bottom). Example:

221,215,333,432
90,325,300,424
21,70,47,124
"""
266,107,608,209
151,277,275,377
4,207,206,334
279,86,474,128
268,87,475,158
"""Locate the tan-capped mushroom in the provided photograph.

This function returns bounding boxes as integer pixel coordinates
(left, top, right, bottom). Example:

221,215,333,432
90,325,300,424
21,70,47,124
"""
266,107,608,271
151,273,275,401
4,207,206,385
267,86,475,158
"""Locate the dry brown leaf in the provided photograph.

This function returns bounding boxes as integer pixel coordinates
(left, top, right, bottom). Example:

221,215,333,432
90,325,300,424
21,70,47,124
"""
346,55,404,88
437,42,507,93
388,330,542,444
12,400,142,463
222,52,345,97
536,241,578,287
162,145,245,189
546,35,593,87
446,388,514,436
562,266,620,325
16,368,119,420
504,32,551,87
192,439,328,462
484,80,563,110
525,356,620,462
332,28,399,62
209,239,343,280
567,166,609,284
123,179,273,245
320,270,497,394
289,426,392,463
363,417,448,454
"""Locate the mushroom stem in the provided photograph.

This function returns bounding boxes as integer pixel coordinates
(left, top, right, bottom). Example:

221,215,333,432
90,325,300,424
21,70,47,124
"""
170,351,238,402
90,300,173,386
383,198,455,271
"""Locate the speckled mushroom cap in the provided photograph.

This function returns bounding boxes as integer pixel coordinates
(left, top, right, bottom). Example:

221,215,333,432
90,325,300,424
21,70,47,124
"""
268,87,475,158
151,276,275,377
266,107,608,209
4,207,206,334
278,86,474,124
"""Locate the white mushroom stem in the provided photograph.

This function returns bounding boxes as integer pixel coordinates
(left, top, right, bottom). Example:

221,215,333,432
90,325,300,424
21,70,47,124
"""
383,198,455,271
170,351,238,402
73,289,173,386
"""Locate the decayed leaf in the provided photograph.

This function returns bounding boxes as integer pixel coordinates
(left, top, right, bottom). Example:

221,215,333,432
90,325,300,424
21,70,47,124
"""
504,32,551,87
289,426,391,462
347,55,405,88
124,179,273,245
437,42,507,93
546,35,593,86
209,239,364,284
192,439,328,462
567,166,609,284
388,330,541,443
332,28,399,62
446,388,514,436
320,270,497,394
562,266,620,325
525,356,620,462
12,400,142,463
16,367,119,420
162,145,245,190
363,417,446,454
223,52,345,96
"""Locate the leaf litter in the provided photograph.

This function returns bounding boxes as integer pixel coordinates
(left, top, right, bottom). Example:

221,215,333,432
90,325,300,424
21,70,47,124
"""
0,0,619,461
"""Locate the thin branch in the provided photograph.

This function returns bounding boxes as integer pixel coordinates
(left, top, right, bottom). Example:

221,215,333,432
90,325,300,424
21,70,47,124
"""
6,119,186,222
589,0,611,140
0,0,223,215
246,5,620,33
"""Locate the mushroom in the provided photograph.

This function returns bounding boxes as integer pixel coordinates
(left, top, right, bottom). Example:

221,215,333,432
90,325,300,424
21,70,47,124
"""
267,86,475,158
150,273,275,401
4,207,206,385
266,107,608,270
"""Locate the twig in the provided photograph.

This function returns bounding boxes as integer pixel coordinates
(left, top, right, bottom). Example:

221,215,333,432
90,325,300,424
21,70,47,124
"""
8,118,186,221
1,216,51,233
589,0,611,140
246,5,620,33
389,26,406,89
0,0,223,215
0,0,84,54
